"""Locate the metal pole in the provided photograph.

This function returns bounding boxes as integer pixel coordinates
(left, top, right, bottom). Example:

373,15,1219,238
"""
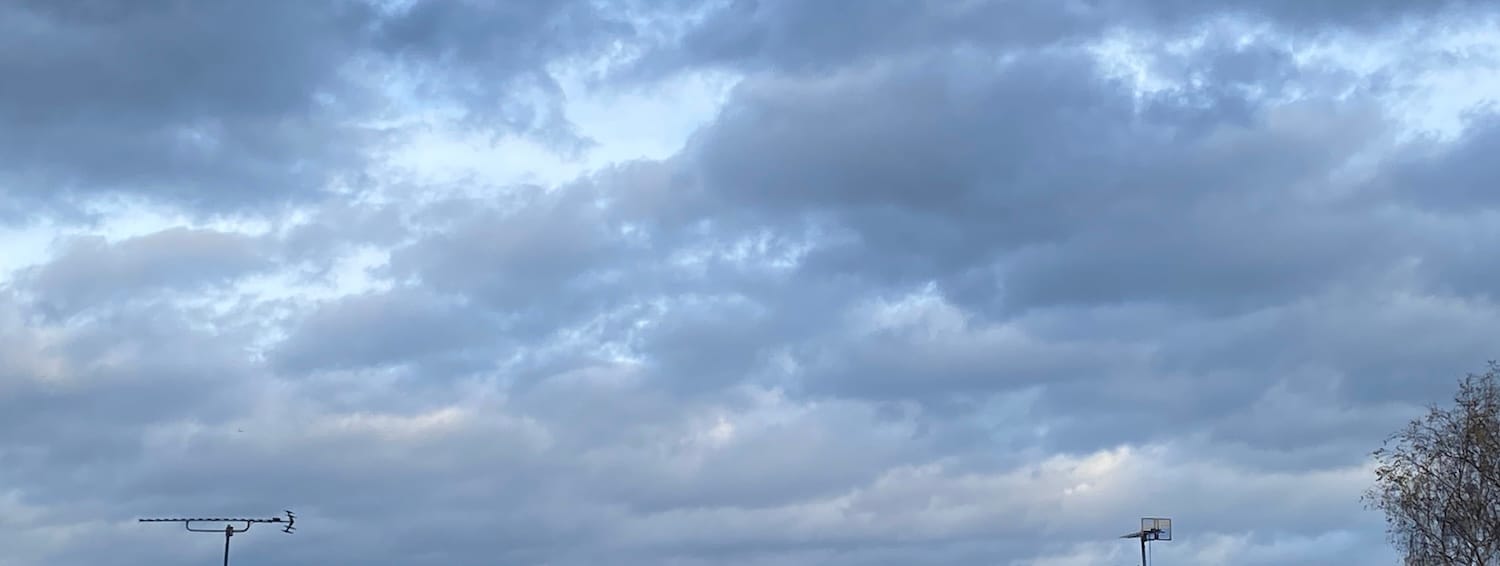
224,525,233,566
1140,534,1147,566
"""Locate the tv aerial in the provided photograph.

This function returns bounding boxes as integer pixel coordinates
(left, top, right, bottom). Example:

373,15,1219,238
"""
139,510,295,566
1120,517,1171,566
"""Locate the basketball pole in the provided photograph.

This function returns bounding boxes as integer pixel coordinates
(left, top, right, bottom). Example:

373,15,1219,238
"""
1140,530,1148,566
1120,520,1167,566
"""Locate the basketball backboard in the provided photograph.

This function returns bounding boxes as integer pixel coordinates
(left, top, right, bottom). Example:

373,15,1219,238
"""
1140,517,1172,541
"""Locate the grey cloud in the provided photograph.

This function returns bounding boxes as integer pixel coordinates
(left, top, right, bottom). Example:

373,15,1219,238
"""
8,1,1500,565
19,227,269,316
1365,120,1500,304
1017,288,1500,458
0,0,375,216
0,360,952,565
1408,217,1500,303
997,190,1397,314
590,29,1500,473
631,294,782,394
373,0,637,148
1389,113,1500,212
686,45,1393,317
0,300,260,506
1160,291,1500,406
625,0,1492,82
45,401,571,566
271,288,499,373
573,400,929,514
1131,0,1485,31
791,299,1151,404
389,185,639,329
0,0,646,218
687,51,1134,303
277,198,409,264
625,0,1104,78
364,25,1496,475
692,51,1123,215
387,160,718,335
621,278,870,396
1201,388,1417,468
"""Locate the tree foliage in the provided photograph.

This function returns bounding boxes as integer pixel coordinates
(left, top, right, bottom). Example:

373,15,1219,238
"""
1368,362,1500,565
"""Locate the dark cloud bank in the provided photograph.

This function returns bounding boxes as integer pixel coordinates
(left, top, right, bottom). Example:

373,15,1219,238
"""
2,1,1500,565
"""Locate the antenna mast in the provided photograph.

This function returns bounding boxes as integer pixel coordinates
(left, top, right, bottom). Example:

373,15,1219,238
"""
139,510,295,566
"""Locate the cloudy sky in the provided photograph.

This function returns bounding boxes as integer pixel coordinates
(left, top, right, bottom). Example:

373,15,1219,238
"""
2,1,1499,564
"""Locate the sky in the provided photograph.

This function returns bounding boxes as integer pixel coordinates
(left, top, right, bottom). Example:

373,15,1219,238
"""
1,1,1499,565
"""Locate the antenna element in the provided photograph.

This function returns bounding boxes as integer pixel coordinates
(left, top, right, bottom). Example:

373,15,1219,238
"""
139,510,296,566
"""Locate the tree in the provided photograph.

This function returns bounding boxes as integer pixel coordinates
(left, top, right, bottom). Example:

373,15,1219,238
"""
1367,362,1500,565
